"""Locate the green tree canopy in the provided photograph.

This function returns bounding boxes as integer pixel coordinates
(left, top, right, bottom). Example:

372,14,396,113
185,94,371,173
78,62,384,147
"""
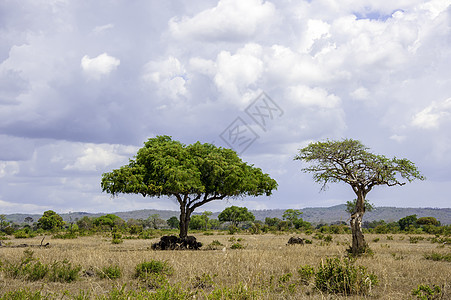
282,209,302,228
218,206,255,227
167,216,179,229
37,210,64,231
416,216,439,226
398,214,418,231
94,214,123,229
101,136,277,239
295,139,424,255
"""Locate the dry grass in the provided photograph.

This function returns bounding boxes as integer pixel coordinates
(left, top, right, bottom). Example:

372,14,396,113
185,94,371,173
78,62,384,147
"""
0,233,449,299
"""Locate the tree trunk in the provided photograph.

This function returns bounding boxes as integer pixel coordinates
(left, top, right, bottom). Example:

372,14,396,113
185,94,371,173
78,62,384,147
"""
179,205,191,240
350,189,367,255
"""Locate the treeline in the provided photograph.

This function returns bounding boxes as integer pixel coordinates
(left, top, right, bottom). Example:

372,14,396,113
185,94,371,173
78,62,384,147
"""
0,208,450,240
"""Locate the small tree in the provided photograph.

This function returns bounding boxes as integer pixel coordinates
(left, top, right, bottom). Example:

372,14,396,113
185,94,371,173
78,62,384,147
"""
282,209,302,228
218,206,255,227
416,217,439,226
0,215,10,231
201,211,212,231
101,136,277,239
146,214,165,229
37,210,64,231
295,139,425,255
94,214,124,230
167,216,179,229
398,214,418,231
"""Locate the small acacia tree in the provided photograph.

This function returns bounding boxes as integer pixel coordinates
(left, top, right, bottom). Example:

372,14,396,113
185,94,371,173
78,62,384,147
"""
295,139,425,255
218,206,255,227
101,136,277,239
37,210,64,231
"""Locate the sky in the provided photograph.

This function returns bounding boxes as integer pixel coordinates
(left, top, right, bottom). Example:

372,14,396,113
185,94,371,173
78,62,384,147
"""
0,0,450,215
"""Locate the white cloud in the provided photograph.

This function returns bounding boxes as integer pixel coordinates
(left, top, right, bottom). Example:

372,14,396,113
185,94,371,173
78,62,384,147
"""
411,98,451,129
169,0,276,41
214,43,264,98
81,53,120,79
63,144,132,172
0,199,51,214
142,56,187,100
350,87,370,100
0,161,19,178
287,85,341,109
92,23,114,34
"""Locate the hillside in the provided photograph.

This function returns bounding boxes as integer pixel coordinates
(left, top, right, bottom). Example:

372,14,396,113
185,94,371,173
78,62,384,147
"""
5,205,450,225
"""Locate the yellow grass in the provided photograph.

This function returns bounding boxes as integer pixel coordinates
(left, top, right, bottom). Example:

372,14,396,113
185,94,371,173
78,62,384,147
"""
0,233,449,299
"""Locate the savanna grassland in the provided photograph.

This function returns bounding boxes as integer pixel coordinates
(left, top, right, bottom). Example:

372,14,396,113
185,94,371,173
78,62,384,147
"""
0,232,449,299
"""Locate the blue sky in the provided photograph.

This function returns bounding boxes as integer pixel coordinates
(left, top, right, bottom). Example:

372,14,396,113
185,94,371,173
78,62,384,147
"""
0,0,450,214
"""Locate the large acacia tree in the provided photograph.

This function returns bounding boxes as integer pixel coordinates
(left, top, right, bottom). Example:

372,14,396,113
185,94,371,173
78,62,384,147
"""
294,139,424,255
101,136,277,239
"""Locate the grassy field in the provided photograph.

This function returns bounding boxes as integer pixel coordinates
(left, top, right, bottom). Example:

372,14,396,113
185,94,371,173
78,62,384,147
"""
0,232,449,299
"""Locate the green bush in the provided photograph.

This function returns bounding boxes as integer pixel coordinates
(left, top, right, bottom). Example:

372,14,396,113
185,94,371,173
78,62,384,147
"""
298,265,315,284
411,284,443,300
98,265,122,279
0,289,50,300
192,273,216,289
13,230,28,239
208,283,261,299
315,257,378,295
230,242,245,249
48,259,81,282
4,249,48,281
424,252,451,262
135,260,173,279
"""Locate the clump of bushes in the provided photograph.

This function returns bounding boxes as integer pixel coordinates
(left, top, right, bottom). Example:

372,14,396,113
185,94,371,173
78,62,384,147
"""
315,257,378,295
298,257,378,296
98,264,122,280
230,242,245,249
411,284,443,300
424,252,451,262
135,260,173,279
3,249,81,283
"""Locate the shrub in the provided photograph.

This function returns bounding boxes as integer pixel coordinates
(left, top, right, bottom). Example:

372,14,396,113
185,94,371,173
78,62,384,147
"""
410,236,424,244
192,273,217,289
298,265,315,284
13,230,28,239
4,249,48,281
98,265,122,279
411,284,443,300
48,259,81,283
0,289,49,300
230,242,245,249
135,260,173,279
206,240,224,250
315,257,378,295
424,252,451,262
372,238,380,243
208,283,261,299
324,235,333,243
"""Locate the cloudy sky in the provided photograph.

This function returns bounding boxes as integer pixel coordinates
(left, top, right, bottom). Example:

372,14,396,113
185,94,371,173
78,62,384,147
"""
0,0,450,215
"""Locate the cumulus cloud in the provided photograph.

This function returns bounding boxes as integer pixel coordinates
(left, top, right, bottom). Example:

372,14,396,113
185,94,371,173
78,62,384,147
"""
63,144,135,172
81,53,120,79
169,0,276,41
142,56,187,100
287,85,341,109
411,98,451,129
214,44,264,99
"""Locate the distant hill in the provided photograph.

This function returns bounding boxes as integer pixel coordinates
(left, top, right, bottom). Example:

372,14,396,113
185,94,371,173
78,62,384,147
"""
5,205,450,225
